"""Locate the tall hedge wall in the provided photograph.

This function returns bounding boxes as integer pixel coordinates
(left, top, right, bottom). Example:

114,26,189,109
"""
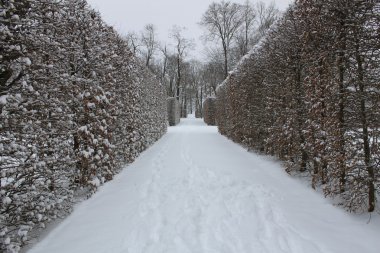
167,97,180,126
0,0,167,251
203,97,216,126
216,0,379,213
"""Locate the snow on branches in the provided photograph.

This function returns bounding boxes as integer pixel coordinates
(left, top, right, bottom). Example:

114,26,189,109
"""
0,0,167,252
216,0,379,213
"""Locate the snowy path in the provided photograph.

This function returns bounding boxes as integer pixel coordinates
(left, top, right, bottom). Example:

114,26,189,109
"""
28,117,379,253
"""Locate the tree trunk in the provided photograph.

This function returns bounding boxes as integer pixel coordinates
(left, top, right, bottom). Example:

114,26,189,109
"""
356,46,375,212
200,86,203,117
295,66,307,172
337,48,346,193
190,94,193,114
223,43,228,78
176,56,181,100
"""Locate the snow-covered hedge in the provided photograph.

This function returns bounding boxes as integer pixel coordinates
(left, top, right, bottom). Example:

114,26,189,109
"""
167,97,180,126
0,1,166,252
203,97,216,126
216,0,379,213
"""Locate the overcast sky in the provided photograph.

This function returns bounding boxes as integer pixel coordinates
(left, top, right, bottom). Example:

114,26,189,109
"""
86,0,294,60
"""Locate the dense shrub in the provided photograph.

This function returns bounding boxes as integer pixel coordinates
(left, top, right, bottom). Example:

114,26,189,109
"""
203,97,217,126
0,0,167,251
167,97,180,126
216,0,379,213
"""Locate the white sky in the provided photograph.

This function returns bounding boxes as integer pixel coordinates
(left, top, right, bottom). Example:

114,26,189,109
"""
86,0,294,60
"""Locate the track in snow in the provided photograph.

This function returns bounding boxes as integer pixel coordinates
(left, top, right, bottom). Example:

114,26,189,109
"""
27,116,379,253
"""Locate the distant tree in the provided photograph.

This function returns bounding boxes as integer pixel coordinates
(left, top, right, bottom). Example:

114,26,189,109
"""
169,26,194,102
125,31,140,55
235,0,256,57
159,44,169,84
140,24,158,68
200,1,244,78
256,1,279,38
164,54,179,97
201,59,225,96
201,1,279,76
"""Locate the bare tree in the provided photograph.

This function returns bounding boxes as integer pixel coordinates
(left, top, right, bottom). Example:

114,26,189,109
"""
200,1,244,78
236,0,256,56
256,1,279,37
140,24,158,68
125,31,140,55
159,44,169,83
170,26,194,101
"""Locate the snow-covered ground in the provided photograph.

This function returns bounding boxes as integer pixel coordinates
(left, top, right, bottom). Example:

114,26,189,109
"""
27,116,379,253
